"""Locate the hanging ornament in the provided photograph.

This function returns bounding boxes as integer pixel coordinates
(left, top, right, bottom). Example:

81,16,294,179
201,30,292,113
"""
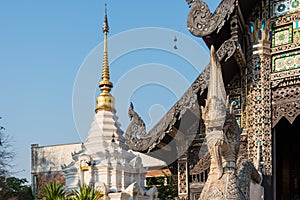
173,36,177,42
173,35,178,49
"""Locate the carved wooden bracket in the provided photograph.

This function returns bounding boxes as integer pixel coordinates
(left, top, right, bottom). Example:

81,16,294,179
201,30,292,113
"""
272,85,300,127
187,0,236,37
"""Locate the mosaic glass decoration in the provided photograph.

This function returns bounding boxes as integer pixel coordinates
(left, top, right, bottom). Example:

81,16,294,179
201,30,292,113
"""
235,115,241,127
291,0,300,11
294,20,300,42
272,0,291,16
229,95,241,110
272,25,293,47
271,0,300,17
272,50,300,72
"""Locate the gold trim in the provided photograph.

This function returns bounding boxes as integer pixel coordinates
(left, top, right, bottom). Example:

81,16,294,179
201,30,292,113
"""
95,6,115,113
81,166,89,171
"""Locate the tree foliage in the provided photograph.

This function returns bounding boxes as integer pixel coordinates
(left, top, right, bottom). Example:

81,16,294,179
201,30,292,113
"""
0,118,33,200
156,175,178,199
0,118,15,177
0,176,33,200
146,174,178,200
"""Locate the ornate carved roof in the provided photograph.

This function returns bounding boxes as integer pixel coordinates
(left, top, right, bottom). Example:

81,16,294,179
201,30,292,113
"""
125,38,240,154
190,152,210,175
125,64,209,153
187,0,260,49
186,0,236,38
125,0,259,159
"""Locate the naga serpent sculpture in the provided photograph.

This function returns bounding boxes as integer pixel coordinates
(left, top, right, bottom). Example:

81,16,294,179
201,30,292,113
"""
199,46,261,200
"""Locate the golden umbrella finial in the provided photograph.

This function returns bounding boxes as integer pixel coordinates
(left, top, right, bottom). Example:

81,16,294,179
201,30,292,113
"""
96,4,115,113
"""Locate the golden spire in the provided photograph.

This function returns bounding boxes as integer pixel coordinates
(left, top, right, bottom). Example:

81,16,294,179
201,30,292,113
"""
95,4,115,113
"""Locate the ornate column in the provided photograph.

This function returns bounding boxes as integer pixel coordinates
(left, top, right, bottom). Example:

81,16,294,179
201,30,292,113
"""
178,154,189,200
247,34,272,175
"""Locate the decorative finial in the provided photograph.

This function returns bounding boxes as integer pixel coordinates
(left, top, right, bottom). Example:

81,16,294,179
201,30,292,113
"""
102,4,109,33
95,4,115,113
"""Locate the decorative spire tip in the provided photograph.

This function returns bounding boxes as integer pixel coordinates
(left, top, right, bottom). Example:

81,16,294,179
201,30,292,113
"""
102,4,109,33
96,4,114,113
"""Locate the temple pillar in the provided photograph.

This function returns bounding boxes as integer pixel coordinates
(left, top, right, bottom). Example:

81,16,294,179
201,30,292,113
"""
246,34,273,199
178,154,189,200
247,38,272,175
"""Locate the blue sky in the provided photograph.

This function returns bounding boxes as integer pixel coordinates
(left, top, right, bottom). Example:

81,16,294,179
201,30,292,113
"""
0,0,220,182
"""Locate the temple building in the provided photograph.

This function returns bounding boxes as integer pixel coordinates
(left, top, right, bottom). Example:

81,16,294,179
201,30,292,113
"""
32,0,300,199
124,0,300,200
31,8,161,200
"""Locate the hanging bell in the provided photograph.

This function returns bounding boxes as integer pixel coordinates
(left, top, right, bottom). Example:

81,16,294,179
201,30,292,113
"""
173,36,177,42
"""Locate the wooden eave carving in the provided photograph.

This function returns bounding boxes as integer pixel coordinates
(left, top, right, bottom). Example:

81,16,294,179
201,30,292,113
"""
125,37,240,153
186,0,236,38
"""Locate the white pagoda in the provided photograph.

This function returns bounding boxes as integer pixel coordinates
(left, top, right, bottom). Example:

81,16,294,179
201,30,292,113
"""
62,7,158,200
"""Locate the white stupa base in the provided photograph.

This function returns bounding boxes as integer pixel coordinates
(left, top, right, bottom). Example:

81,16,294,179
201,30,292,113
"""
63,109,158,200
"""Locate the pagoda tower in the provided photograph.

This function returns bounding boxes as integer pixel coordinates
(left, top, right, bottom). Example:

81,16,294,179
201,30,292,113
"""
62,6,158,200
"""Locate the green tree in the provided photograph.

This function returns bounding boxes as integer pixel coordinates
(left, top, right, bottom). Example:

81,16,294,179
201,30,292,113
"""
146,173,178,199
42,182,67,200
0,176,33,200
68,184,103,200
155,174,178,200
0,118,33,200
